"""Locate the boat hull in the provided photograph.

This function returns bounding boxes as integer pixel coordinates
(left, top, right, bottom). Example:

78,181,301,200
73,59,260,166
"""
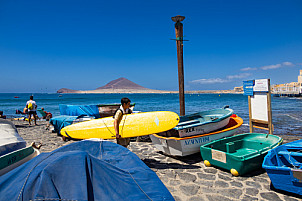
0,145,40,176
263,139,302,195
200,133,283,176
177,117,231,138
150,115,243,156
164,107,233,138
0,119,26,156
97,104,135,118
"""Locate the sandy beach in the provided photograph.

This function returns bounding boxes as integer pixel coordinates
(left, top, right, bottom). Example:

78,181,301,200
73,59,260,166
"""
58,88,241,94
12,119,301,201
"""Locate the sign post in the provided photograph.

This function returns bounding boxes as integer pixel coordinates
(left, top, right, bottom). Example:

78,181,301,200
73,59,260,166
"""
172,15,186,116
243,79,273,134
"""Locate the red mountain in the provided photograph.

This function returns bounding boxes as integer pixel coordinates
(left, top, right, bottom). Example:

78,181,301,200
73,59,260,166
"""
57,78,153,93
96,77,147,90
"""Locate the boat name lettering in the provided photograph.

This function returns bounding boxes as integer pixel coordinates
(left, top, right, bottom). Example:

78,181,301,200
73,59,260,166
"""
7,156,17,165
184,136,210,146
195,128,205,133
185,127,195,133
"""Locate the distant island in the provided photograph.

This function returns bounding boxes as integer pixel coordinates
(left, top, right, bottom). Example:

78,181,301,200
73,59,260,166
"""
57,77,240,94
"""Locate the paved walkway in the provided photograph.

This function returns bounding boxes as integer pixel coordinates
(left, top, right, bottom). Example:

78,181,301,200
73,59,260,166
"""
14,120,301,201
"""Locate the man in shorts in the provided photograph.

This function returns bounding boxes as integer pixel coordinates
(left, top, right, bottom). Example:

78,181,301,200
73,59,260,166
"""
26,95,38,125
113,97,132,148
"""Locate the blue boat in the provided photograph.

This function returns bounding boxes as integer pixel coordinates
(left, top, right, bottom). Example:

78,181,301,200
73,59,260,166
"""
0,139,174,201
263,139,302,195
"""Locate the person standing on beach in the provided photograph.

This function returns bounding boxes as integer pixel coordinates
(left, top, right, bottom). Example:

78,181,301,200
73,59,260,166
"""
26,95,38,125
113,97,132,148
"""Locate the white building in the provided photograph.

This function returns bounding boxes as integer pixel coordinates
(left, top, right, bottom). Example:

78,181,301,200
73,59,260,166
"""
272,70,302,96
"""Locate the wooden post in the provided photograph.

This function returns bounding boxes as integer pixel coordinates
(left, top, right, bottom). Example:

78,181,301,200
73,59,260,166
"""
267,79,273,134
248,95,254,133
172,15,185,116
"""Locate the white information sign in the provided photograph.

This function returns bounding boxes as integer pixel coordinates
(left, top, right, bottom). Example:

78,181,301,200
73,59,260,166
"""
211,149,226,163
254,79,269,92
251,92,268,121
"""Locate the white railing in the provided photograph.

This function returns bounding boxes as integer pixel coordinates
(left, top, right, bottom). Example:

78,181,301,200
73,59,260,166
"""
272,85,301,95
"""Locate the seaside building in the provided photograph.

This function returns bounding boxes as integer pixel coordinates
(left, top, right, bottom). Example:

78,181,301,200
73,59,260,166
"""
271,70,302,97
234,86,243,93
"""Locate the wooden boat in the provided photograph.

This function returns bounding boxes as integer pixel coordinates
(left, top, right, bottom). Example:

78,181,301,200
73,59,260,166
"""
200,133,283,176
262,139,302,195
155,107,233,139
97,103,135,117
150,114,243,156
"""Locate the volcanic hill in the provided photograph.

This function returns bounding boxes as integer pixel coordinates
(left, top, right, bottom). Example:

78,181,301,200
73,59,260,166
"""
57,77,173,94
96,77,148,90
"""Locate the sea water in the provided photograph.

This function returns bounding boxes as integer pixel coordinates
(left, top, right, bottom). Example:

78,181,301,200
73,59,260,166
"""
0,93,301,136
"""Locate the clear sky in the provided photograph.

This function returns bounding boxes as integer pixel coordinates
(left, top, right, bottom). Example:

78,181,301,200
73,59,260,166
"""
1,0,301,93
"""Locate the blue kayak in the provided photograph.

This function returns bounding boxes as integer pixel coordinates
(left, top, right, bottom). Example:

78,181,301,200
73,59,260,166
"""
0,140,174,201
263,139,302,195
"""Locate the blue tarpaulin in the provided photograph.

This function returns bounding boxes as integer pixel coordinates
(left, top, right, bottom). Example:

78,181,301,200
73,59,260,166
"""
59,104,101,118
0,140,174,201
49,115,78,132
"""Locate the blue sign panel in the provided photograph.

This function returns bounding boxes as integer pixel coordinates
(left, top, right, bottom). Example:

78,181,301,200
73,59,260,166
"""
243,80,254,96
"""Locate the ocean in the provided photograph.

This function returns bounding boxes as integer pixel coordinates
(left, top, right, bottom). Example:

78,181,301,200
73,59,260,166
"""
0,93,301,137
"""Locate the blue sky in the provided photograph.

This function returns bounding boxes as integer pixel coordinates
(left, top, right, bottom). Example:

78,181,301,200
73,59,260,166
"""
0,0,301,92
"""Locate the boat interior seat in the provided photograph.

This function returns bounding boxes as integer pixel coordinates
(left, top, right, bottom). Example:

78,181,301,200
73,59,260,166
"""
278,151,302,157
226,142,236,153
231,147,259,158
177,120,200,126
187,115,203,121
278,151,302,168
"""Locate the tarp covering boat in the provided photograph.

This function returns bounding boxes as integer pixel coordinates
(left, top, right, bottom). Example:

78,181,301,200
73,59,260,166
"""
0,119,26,156
59,104,101,118
49,115,79,132
0,139,174,201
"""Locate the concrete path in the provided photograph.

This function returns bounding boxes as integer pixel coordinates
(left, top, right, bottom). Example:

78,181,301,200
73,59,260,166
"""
13,120,301,201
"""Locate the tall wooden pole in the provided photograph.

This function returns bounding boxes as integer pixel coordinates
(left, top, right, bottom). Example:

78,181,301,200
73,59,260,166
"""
172,15,185,116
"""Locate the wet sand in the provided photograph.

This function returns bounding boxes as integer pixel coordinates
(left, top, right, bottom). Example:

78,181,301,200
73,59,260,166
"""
12,119,301,201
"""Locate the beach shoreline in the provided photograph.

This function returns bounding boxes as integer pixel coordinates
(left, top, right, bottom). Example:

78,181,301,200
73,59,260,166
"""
57,89,242,94
10,119,301,201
